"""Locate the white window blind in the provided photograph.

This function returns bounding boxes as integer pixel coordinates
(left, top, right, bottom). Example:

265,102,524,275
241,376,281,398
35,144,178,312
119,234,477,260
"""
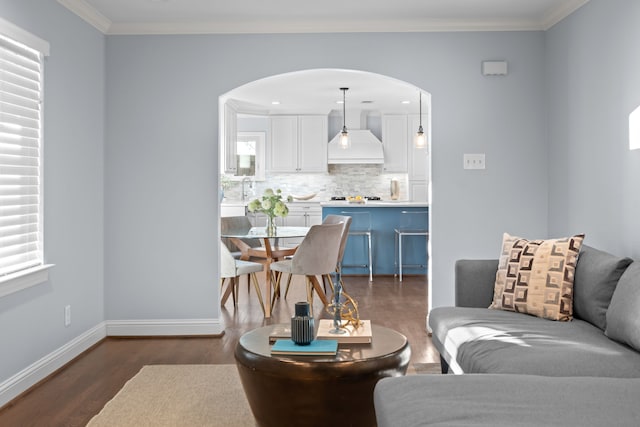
0,32,44,278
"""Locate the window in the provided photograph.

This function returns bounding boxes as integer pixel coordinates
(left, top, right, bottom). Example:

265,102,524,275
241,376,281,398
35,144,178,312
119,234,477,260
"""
235,131,266,180
0,18,51,297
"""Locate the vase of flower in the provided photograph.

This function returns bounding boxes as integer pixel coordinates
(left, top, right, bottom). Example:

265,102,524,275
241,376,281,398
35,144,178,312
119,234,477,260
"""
247,188,292,237
265,215,277,237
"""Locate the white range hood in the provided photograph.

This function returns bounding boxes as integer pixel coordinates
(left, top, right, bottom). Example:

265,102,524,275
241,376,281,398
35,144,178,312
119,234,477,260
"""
327,110,385,164
328,130,385,164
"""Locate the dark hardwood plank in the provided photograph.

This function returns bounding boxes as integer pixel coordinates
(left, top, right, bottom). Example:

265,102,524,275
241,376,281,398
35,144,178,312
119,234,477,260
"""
0,274,436,426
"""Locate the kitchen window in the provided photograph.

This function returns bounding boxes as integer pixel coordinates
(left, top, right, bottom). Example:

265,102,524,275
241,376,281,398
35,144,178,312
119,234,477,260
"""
0,18,52,298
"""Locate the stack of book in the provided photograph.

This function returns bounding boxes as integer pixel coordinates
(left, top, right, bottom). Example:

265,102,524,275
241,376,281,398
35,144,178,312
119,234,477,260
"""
316,319,373,344
268,320,373,347
270,339,338,355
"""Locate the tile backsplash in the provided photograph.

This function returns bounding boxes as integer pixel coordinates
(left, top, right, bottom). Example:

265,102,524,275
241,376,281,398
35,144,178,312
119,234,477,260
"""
223,164,408,202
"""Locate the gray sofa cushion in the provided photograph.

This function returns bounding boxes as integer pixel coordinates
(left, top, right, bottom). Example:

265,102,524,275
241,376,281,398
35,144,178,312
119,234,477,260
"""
374,374,640,427
606,261,640,351
429,306,640,377
573,245,632,330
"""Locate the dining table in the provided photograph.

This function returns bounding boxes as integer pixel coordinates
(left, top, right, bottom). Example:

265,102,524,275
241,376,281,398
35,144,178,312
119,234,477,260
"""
220,226,310,318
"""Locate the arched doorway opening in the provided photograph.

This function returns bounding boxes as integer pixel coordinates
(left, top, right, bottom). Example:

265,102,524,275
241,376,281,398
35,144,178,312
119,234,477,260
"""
218,68,432,317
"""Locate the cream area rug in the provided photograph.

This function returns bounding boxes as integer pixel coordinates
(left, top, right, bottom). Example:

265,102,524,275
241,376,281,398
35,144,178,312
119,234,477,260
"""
88,362,441,426
87,364,256,427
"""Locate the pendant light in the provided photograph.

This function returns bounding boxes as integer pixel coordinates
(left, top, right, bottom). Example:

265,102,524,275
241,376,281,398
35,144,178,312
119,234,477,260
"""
414,91,427,149
339,87,350,149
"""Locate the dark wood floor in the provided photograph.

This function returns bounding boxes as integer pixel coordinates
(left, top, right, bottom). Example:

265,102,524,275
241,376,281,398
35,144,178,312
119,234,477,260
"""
0,273,438,426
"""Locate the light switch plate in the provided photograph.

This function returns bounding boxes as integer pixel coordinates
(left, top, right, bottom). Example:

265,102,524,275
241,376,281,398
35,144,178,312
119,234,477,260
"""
463,153,486,170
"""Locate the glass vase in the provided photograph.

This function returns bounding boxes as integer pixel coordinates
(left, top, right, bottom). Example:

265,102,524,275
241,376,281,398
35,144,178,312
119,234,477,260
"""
265,215,277,236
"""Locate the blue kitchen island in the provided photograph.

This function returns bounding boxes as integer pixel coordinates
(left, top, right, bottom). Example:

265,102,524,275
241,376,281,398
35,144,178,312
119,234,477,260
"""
321,202,429,278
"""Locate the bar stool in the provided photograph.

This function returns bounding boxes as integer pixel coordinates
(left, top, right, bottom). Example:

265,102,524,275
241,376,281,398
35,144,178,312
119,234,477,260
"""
394,210,429,281
340,211,373,282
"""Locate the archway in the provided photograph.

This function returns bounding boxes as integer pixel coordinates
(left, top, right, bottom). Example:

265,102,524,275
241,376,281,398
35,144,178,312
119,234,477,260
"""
217,68,432,317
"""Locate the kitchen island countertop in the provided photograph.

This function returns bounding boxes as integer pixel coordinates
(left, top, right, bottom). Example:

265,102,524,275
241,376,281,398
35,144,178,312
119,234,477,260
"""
320,201,429,208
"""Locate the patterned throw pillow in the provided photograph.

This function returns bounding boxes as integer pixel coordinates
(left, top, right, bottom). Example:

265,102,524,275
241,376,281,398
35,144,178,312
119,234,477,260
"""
489,232,585,321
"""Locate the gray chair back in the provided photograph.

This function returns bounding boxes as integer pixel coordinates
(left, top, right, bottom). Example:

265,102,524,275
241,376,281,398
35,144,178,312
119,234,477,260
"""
290,223,343,276
221,216,261,251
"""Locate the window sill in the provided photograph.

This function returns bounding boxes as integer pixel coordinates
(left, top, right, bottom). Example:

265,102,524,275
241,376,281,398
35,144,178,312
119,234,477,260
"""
0,264,55,298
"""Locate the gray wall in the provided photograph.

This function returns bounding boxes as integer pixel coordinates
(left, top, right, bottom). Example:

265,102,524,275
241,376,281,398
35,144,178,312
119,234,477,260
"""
546,0,640,259
4,0,639,392
0,1,105,381
104,30,548,318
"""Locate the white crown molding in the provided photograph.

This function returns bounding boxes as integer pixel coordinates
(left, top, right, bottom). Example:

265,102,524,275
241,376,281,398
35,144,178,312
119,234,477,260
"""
0,322,106,408
105,318,223,336
57,0,111,34
105,19,545,36
542,0,590,30
57,0,590,35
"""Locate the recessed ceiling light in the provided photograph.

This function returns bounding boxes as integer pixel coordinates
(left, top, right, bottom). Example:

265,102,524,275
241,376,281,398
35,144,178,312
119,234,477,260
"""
402,100,411,104
271,101,281,105
336,100,344,104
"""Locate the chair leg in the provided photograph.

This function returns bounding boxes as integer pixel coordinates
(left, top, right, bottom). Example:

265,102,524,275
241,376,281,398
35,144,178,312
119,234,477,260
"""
284,274,294,298
249,272,266,316
305,277,314,312
271,272,284,311
220,278,233,306
232,277,238,307
367,233,373,282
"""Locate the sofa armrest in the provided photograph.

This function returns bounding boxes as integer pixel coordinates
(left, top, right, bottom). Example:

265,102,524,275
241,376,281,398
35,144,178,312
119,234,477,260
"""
455,259,499,308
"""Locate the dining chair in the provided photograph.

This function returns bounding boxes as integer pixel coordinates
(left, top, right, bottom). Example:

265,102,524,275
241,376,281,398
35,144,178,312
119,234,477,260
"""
220,241,266,315
283,215,352,298
270,223,344,312
394,210,429,281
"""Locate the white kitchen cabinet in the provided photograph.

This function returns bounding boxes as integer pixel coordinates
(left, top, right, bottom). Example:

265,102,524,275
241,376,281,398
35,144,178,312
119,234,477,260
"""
221,203,246,217
269,115,327,173
283,203,322,245
381,115,408,173
407,115,429,202
409,181,428,202
223,103,238,174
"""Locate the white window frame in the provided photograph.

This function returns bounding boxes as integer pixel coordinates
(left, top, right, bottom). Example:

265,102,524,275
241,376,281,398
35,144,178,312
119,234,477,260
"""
0,18,53,298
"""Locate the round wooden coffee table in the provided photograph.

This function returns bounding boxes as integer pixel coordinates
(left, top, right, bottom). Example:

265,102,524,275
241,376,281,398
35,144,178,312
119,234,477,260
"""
234,324,411,427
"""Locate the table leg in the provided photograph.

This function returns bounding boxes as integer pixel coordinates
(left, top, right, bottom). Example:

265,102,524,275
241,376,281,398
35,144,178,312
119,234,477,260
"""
263,238,274,318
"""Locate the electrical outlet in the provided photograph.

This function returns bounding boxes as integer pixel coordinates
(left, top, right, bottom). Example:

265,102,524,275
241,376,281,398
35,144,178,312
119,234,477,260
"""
463,153,486,170
64,305,71,327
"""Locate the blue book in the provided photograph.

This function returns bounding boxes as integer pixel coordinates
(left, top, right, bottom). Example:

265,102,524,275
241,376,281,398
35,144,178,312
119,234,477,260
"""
271,339,338,356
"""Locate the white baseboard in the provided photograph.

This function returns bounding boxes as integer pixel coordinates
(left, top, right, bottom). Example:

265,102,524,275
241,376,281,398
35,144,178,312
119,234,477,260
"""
0,322,107,408
105,318,223,336
0,318,223,409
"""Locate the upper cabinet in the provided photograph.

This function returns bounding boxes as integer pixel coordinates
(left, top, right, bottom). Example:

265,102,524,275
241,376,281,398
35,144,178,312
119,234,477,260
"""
381,115,408,173
269,115,327,173
223,103,238,174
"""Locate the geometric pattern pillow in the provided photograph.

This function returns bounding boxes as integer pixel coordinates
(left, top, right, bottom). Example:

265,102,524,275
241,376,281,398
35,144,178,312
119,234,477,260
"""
489,232,585,321
489,233,521,311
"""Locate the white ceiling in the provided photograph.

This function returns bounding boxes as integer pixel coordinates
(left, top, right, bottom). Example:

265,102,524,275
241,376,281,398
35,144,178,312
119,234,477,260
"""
56,0,589,115
58,0,589,35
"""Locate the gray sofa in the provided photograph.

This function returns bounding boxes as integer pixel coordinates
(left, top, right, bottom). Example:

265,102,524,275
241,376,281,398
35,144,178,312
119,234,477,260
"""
374,244,640,426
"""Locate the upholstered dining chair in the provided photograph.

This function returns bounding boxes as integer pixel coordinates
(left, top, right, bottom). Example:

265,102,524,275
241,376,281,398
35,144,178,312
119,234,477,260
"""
284,214,352,298
220,241,266,315
221,215,297,262
270,222,344,312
